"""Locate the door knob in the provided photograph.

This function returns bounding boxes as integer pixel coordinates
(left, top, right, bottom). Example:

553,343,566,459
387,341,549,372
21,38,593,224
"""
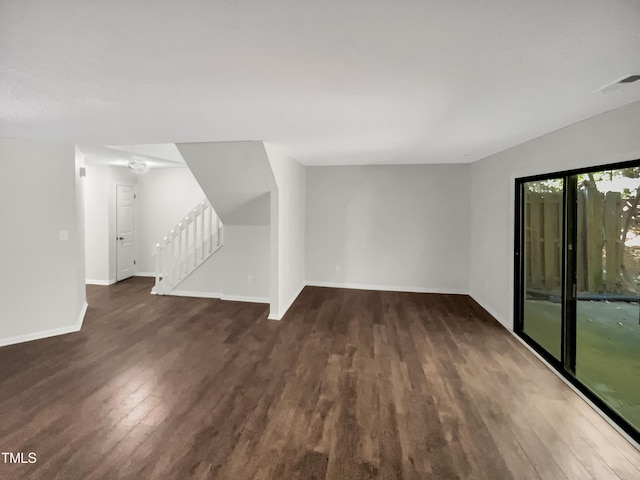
117,236,124,240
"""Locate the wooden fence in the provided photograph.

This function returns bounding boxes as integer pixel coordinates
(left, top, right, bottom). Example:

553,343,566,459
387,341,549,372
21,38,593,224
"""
524,192,563,291
524,189,626,294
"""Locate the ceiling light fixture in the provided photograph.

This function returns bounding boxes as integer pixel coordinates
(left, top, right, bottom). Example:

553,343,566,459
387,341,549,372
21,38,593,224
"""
128,159,147,172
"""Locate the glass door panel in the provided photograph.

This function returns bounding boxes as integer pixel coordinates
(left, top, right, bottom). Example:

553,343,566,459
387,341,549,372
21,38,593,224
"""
522,179,564,360
575,168,640,432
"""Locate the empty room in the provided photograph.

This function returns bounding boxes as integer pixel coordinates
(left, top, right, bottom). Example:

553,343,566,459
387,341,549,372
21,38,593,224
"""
1,1,640,479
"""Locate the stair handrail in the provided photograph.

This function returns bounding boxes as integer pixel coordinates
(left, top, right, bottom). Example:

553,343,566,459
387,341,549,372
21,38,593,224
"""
153,199,222,293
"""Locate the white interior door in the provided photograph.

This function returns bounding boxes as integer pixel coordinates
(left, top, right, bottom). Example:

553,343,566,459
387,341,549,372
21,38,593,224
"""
116,185,135,281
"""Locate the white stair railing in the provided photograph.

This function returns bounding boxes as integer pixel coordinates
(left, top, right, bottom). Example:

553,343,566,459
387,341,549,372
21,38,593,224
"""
152,199,223,294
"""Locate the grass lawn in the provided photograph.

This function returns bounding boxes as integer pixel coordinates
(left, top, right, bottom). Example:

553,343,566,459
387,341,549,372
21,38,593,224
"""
523,299,640,432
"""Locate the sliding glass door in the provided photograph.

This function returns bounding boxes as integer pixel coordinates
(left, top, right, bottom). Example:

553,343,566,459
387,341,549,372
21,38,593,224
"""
574,168,640,435
516,162,640,443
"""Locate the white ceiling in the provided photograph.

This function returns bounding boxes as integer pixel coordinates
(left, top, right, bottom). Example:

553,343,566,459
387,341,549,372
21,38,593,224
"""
1,1,640,165
106,144,185,165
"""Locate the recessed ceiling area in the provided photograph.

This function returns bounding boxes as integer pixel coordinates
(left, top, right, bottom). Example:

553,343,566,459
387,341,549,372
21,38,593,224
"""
80,144,185,169
1,1,640,165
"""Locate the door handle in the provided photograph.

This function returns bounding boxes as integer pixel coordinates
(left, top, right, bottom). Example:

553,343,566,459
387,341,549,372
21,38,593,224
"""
117,236,124,241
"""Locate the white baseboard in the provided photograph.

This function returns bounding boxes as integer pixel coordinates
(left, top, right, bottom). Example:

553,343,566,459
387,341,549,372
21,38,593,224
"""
78,301,88,329
221,294,270,304
469,288,639,451
509,331,640,452
468,291,511,330
305,280,468,295
86,279,116,286
135,272,156,278
0,301,88,348
267,282,468,320
268,283,305,321
153,289,269,304
162,290,222,299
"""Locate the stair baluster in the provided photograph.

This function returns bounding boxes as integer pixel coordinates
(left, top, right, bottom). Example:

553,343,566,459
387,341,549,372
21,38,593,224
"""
152,199,223,294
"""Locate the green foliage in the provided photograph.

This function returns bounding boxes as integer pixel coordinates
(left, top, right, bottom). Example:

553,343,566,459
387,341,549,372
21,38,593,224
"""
527,178,563,193
577,167,640,199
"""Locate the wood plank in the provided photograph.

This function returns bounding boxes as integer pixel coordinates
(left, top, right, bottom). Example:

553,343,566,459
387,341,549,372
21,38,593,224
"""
0,278,637,480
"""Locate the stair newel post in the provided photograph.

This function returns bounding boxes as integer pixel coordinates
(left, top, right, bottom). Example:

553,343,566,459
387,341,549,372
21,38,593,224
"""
180,222,186,279
152,198,222,295
161,241,166,290
209,206,214,253
168,231,175,288
200,203,206,260
165,235,170,289
183,221,189,276
162,237,168,291
154,244,160,290
175,231,179,283
174,229,180,285
159,246,161,286
184,217,190,277
191,208,198,268
169,235,174,287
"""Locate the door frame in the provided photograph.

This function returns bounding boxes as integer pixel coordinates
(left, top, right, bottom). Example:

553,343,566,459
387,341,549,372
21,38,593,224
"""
513,173,566,371
514,158,640,445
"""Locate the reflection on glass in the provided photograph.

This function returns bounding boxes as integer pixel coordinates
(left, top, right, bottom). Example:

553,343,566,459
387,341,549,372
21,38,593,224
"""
522,179,564,360
575,168,640,432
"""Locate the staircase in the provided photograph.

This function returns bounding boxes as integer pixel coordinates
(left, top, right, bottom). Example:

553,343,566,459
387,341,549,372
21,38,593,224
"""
152,199,223,295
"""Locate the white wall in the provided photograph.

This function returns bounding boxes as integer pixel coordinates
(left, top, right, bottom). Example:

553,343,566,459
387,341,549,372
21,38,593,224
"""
135,167,206,274
83,165,138,284
74,147,87,309
84,166,111,282
0,138,87,346
265,144,306,319
83,161,270,302
306,164,471,293
219,226,271,301
174,226,271,302
176,141,274,305
173,251,224,297
85,165,205,280
269,189,280,317
117,164,271,302
470,99,640,330
177,141,273,225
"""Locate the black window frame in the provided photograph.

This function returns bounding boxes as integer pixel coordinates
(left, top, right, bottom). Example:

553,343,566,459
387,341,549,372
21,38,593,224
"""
514,157,640,445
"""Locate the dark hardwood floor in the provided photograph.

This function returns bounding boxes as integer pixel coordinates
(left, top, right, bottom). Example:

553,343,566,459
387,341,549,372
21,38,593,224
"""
0,277,638,479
